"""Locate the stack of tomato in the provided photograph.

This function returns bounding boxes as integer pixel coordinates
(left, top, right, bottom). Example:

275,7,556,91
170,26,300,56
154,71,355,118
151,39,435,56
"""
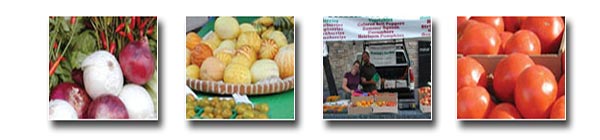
457,16,566,119
419,86,432,106
352,89,380,97
374,101,397,107
351,100,374,108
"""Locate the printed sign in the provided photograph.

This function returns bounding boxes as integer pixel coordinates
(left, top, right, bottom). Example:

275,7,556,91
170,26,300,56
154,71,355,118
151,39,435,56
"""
323,16,431,41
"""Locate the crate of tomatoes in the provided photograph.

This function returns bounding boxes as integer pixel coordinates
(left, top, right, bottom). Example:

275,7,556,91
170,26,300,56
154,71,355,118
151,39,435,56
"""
372,92,398,114
418,86,432,113
457,16,566,120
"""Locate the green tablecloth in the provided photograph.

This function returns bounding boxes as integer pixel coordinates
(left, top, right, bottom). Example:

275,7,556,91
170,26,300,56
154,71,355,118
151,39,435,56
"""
195,90,295,119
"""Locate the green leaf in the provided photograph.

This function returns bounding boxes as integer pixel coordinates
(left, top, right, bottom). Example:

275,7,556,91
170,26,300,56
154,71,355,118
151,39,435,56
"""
55,60,73,84
50,74,59,91
69,31,98,68
145,71,158,112
61,20,70,32
148,39,157,60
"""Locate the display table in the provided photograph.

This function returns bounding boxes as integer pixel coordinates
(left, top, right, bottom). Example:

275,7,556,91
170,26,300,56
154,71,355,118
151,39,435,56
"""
195,89,295,119
324,110,431,119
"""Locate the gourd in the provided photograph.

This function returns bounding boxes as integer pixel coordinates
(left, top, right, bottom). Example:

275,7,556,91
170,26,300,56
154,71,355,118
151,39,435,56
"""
223,64,252,84
254,17,274,26
214,17,240,40
230,54,252,68
213,40,236,65
186,48,191,66
186,65,200,79
251,59,280,83
186,32,202,50
239,23,256,33
266,31,288,47
190,43,213,67
230,46,257,68
236,32,261,52
200,57,226,81
203,33,222,51
275,45,295,78
259,39,279,59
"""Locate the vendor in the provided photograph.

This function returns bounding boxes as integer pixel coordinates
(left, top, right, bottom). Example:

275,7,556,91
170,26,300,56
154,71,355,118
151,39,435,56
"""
342,60,361,98
360,51,377,92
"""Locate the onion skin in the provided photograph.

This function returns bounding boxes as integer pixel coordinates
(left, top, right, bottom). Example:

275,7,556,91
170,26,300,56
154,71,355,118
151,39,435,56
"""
71,69,84,87
50,82,91,118
81,51,124,99
119,84,156,119
49,100,78,120
85,95,129,119
119,40,155,85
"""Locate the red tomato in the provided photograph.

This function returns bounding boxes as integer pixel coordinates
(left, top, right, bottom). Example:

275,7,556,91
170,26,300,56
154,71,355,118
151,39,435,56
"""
499,31,513,54
515,65,558,118
503,16,527,32
561,49,566,74
470,16,505,33
493,53,535,102
549,95,566,119
457,20,501,55
457,57,487,91
457,16,469,29
457,86,494,119
558,75,565,98
520,17,565,53
457,20,477,38
503,30,541,55
487,103,522,119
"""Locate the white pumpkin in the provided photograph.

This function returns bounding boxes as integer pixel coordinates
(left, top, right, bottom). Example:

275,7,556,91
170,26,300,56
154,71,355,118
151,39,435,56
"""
251,59,280,83
214,17,240,39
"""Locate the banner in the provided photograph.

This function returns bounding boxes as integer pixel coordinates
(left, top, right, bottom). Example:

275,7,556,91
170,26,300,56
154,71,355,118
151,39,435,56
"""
366,45,397,66
323,16,431,41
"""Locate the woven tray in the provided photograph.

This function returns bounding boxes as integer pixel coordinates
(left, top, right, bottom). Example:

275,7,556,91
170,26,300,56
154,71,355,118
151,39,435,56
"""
186,77,294,95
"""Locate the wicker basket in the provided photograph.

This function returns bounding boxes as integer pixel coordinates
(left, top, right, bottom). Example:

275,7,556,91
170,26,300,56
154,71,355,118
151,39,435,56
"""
186,77,294,95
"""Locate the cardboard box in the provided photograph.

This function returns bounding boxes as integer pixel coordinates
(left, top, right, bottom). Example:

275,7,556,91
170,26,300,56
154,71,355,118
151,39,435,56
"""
348,106,372,115
458,25,566,101
348,96,373,115
420,105,431,113
372,93,398,114
458,27,566,79
466,54,562,79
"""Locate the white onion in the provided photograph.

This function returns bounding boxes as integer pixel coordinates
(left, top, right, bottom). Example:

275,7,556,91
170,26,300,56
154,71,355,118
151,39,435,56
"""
49,100,78,120
119,84,155,119
81,51,124,99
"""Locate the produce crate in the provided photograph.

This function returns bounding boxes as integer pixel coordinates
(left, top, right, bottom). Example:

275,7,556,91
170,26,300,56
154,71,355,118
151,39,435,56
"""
348,106,372,115
372,93,398,114
419,105,431,113
458,29,566,79
348,96,373,115
464,55,562,79
458,27,566,104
